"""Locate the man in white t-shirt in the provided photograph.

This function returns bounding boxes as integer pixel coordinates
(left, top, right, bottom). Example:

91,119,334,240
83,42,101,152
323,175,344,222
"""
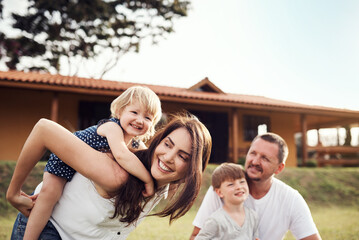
191,133,321,240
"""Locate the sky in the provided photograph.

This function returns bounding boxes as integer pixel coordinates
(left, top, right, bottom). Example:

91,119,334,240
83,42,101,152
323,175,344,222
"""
103,0,359,111
2,0,359,111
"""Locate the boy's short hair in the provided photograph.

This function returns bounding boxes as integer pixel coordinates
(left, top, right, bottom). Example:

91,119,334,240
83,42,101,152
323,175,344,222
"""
212,163,246,189
110,86,162,142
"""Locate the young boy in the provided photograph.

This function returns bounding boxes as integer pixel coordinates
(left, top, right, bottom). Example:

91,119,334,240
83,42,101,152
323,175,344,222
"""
195,163,259,240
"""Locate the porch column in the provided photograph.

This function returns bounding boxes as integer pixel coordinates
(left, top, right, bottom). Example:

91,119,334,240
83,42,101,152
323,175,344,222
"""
232,108,239,163
301,114,308,166
317,129,322,146
51,92,59,122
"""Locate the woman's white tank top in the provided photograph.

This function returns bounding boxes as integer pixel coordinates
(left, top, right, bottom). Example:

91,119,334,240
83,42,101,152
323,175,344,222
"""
43,173,167,240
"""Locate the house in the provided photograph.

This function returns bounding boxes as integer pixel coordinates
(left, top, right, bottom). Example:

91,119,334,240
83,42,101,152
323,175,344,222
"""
1,70,359,166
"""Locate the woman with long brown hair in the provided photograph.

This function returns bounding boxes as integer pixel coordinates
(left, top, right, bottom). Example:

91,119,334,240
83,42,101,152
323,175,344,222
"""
8,113,212,239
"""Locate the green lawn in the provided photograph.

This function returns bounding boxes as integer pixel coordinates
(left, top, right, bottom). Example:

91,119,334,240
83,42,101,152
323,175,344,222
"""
0,214,17,240
125,205,359,240
2,206,358,240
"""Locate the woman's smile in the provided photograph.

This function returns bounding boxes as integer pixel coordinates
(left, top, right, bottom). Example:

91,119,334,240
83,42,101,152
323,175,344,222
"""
158,159,173,172
151,127,191,187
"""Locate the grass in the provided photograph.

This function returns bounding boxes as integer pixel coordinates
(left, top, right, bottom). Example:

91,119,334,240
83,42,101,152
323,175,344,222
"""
2,206,358,240
126,205,359,240
128,211,195,240
1,162,359,239
0,214,17,240
313,206,359,239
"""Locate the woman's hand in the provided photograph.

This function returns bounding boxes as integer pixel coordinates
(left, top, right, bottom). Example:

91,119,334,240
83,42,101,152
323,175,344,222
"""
7,190,37,217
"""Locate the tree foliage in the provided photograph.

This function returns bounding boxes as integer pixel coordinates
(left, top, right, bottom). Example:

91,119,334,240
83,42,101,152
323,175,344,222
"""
0,0,3,18
0,0,190,77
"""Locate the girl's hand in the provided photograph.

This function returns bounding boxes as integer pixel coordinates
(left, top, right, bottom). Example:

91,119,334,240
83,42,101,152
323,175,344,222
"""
142,181,155,197
8,191,36,217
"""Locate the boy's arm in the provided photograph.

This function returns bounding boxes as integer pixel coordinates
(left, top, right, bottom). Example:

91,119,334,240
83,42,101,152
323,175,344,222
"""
193,217,219,240
191,186,223,239
97,121,154,196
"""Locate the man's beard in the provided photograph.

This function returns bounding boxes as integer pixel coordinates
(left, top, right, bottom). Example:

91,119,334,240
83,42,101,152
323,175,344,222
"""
246,164,262,182
249,177,261,182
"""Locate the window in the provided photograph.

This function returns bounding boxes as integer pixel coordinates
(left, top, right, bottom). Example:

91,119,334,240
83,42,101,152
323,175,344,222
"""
243,115,270,141
78,101,111,130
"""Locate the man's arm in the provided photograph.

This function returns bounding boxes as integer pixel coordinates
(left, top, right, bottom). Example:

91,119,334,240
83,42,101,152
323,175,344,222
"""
190,227,200,240
301,233,322,240
290,191,321,240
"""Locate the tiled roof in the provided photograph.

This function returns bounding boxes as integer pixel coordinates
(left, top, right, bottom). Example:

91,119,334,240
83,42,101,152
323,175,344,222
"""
0,70,357,114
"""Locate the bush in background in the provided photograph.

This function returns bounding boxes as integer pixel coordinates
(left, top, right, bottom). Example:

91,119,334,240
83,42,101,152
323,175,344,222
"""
0,161,45,215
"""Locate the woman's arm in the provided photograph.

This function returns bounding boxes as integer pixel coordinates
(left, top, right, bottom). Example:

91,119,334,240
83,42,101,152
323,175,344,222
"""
8,119,127,196
6,119,50,215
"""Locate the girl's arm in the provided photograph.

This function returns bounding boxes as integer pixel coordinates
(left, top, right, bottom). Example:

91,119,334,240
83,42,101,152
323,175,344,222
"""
97,122,154,196
7,119,127,206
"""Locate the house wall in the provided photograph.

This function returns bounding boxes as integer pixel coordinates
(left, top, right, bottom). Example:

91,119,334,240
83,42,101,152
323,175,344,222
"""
270,112,297,167
0,87,116,161
228,109,297,167
1,88,53,160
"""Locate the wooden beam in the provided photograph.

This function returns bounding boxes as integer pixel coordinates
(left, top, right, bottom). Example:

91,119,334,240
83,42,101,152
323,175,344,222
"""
317,158,359,167
301,114,308,166
51,92,59,122
307,146,359,154
308,118,359,129
232,108,239,163
317,129,322,145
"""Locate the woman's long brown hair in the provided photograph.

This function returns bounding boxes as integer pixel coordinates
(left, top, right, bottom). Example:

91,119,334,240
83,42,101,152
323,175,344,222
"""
111,113,212,225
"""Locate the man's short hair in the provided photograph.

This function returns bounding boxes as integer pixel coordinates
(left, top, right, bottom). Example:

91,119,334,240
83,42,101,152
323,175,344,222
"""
212,163,246,189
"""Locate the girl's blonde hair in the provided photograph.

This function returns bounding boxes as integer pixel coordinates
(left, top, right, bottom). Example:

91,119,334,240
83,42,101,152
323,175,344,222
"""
110,86,162,142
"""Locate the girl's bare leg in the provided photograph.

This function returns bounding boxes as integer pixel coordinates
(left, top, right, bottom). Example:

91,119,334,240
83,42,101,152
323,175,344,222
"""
23,172,66,240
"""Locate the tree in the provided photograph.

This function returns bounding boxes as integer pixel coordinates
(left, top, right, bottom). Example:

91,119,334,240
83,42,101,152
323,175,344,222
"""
0,0,3,18
0,0,189,78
